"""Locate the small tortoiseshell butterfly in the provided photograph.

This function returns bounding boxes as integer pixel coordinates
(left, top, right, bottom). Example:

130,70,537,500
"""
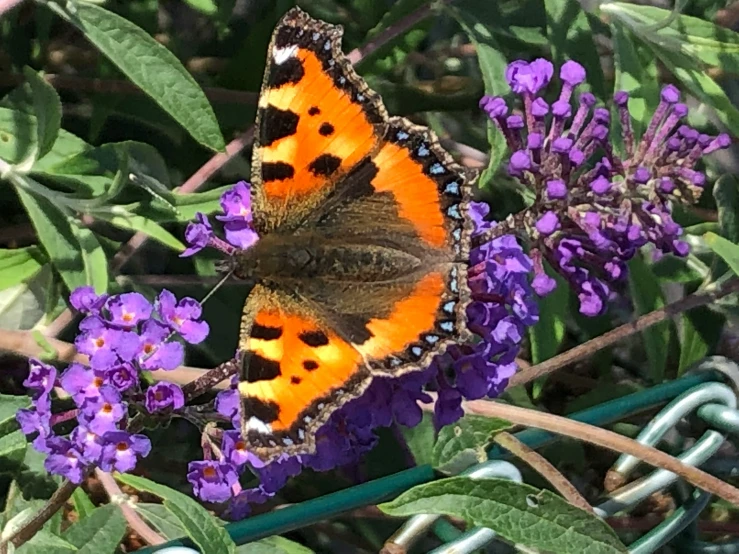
232,7,473,462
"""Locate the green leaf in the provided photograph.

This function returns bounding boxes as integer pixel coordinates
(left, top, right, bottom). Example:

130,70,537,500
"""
546,0,606,98
0,107,89,168
92,207,184,252
183,0,218,15
705,232,739,275
236,536,315,554
451,2,509,183
15,187,108,293
22,67,62,161
529,271,568,365
714,175,739,244
0,431,28,472
380,477,627,554
628,255,670,382
602,3,739,74
16,529,77,554
136,503,186,540
48,2,224,152
62,505,126,554
0,247,47,291
432,415,511,474
611,24,659,136
116,474,235,554
678,307,725,375
71,488,96,521
0,395,31,436
400,411,435,466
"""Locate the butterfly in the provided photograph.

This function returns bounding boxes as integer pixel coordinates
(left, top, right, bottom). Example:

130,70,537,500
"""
232,7,473,463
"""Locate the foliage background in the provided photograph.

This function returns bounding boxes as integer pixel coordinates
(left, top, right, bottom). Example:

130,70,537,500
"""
1,0,739,552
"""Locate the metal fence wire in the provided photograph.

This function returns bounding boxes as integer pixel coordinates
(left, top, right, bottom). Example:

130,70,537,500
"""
136,357,739,554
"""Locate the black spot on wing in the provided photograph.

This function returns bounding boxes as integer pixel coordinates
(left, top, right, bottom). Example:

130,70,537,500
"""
251,323,283,341
308,106,320,116
262,162,295,182
245,354,281,382
267,57,304,89
248,398,281,424
318,122,334,136
291,376,302,384
298,330,329,347
308,154,342,177
260,106,299,146
302,360,319,371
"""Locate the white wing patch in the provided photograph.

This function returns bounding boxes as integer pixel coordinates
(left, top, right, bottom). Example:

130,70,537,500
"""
272,45,298,65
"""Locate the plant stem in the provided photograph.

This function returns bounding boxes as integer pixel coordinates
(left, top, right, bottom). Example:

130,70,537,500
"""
181,357,240,401
460,399,739,506
493,431,595,514
95,469,165,546
510,276,739,387
0,480,77,549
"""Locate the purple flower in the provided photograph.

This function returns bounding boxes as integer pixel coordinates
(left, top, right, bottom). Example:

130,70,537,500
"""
505,59,553,95
187,460,239,503
60,363,104,403
181,213,214,258
221,430,257,468
44,437,87,483
156,290,209,344
23,359,56,397
145,382,185,413
74,317,121,370
535,212,560,235
106,293,152,329
78,385,126,435
216,182,260,250
105,362,138,392
215,389,240,428
71,426,104,464
69,286,107,315
100,431,151,473
16,405,51,437
560,60,586,86
136,320,184,371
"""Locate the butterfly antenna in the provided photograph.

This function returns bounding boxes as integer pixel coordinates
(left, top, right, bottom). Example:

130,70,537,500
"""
200,268,234,306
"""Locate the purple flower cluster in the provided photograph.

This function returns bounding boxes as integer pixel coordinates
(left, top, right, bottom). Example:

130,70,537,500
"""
184,183,539,515
181,181,259,257
17,288,209,483
481,58,731,315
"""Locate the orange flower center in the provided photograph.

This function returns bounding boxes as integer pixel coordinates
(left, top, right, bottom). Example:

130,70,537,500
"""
102,403,112,414
116,442,128,451
203,467,216,478
95,338,105,348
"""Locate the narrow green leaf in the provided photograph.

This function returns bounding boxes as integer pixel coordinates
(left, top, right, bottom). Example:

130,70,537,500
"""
136,503,186,540
93,208,184,252
116,474,235,554
380,477,627,554
602,3,739,74
236,536,315,554
714,175,739,244
705,232,739,275
678,307,725,375
628,255,670,382
22,67,62,161
0,431,28,472
545,0,606,98
451,3,509,182
529,272,568,365
0,107,89,169
71,488,96,521
400,412,435,466
62,505,126,554
15,187,106,293
183,0,218,15
0,395,31,436
16,529,77,554
0,247,47,291
432,415,511,474
611,24,659,136
48,2,224,152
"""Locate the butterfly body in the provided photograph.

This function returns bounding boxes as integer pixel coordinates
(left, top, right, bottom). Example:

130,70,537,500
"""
234,7,474,462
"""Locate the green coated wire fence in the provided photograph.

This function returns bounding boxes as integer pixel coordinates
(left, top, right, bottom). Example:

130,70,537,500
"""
134,360,739,554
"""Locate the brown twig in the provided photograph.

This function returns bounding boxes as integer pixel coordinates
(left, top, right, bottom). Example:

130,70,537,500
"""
509,277,739,387
95,469,165,546
0,480,77,549
456,399,739,506
493,432,595,514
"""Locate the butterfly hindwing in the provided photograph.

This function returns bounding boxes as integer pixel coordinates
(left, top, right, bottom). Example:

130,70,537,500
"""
252,8,387,233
